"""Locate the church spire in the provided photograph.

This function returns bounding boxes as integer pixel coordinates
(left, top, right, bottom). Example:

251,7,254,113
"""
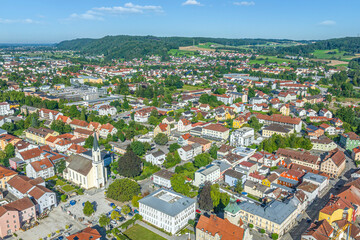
93,132,100,151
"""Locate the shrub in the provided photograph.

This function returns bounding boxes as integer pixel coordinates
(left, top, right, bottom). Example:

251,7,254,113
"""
272,233,279,240
260,229,265,234
248,224,254,228
61,194,67,202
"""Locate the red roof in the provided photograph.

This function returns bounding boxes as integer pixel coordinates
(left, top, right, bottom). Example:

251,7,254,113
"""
66,227,101,240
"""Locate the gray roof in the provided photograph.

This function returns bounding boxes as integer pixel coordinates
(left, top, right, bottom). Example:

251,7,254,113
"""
138,188,196,217
93,132,100,151
238,199,298,224
303,172,327,184
152,150,165,158
66,155,93,176
197,164,220,176
224,169,244,179
213,160,232,172
154,169,174,180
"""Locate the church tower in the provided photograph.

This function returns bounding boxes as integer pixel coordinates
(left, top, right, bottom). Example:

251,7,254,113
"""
92,132,106,188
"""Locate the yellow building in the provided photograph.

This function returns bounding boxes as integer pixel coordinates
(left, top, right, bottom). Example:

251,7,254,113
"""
154,123,170,137
25,127,59,144
233,116,246,129
262,124,294,137
262,178,271,187
0,166,17,189
319,197,354,224
280,104,290,116
0,134,21,151
225,111,236,120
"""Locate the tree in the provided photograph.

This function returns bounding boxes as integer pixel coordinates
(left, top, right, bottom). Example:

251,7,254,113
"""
31,116,38,128
5,144,15,158
325,94,332,103
248,117,263,132
111,210,120,220
61,194,67,202
121,205,131,215
209,145,218,159
118,150,142,177
83,201,95,216
99,214,110,228
198,182,213,211
106,178,141,202
169,143,181,153
164,152,181,168
131,195,142,208
272,233,279,240
130,141,146,156
234,180,243,194
194,153,212,168
171,174,191,196
154,133,168,145
84,135,94,148
148,116,159,126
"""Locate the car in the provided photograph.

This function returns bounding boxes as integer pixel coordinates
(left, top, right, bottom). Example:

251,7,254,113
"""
119,217,126,222
196,209,201,214
306,218,312,223
128,212,133,217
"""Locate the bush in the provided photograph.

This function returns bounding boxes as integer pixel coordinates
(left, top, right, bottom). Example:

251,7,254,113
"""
248,224,254,228
272,233,279,240
188,219,195,227
107,178,141,202
260,229,265,234
61,194,67,202
83,201,95,216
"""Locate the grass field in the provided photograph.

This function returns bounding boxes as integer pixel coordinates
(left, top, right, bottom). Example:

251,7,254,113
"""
312,49,347,59
168,49,198,57
249,55,298,65
62,185,76,192
124,224,166,240
178,85,203,91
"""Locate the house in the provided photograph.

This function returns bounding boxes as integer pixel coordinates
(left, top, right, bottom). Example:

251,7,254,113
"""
109,141,130,155
280,104,290,116
0,134,21,150
302,172,329,194
73,128,93,139
301,220,334,240
177,118,192,132
177,143,202,161
319,123,336,135
187,137,211,152
0,197,37,239
196,215,246,240
319,196,354,224
248,171,265,183
307,125,324,138
340,132,360,151
262,173,279,188
178,133,192,146
297,181,319,204
202,124,230,141
0,166,17,189
277,169,304,188
145,150,166,166
26,158,55,179
320,148,346,178
69,119,89,130
39,108,63,121
319,109,333,119
98,105,116,116
24,127,59,144
199,104,211,111
153,169,174,188
262,124,294,137
66,227,101,240
193,164,221,187
235,161,257,175
244,180,269,198
6,175,57,214
330,118,343,127
230,127,254,147
224,169,245,187
162,116,175,125
352,146,360,161
154,123,170,137
225,198,299,236
217,144,235,158
138,189,196,234
311,136,337,151
99,123,118,138
63,134,107,189
277,148,321,171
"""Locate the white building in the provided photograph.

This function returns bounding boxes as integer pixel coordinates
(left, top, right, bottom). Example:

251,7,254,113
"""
0,102,13,116
139,189,196,234
193,164,221,187
230,127,254,147
153,169,174,188
177,143,202,161
98,105,117,116
302,172,329,195
177,118,192,132
26,158,55,179
145,150,166,166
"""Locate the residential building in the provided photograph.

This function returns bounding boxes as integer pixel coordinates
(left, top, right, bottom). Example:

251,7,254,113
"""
311,136,337,151
224,169,245,187
154,123,170,137
0,166,17,189
24,127,59,145
340,132,360,150
194,164,221,187
0,102,12,116
230,127,254,147
319,108,333,119
63,133,107,189
320,148,346,178
99,123,118,138
303,172,329,194
39,108,63,121
244,180,269,198
177,143,202,161
279,104,290,116
145,150,166,166
277,148,321,171
196,215,246,240
178,118,192,132
0,134,21,151
187,137,211,152
319,196,354,224
352,146,360,161
66,227,101,240
0,197,36,239
256,113,302,132
138,189,196,234
153,169,174,188
301,220,334,240
202,124,230,141
98,105,116,116
26,158,55,179
262,124,294,137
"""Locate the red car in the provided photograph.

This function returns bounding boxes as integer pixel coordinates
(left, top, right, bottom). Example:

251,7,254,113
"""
196,209,201,213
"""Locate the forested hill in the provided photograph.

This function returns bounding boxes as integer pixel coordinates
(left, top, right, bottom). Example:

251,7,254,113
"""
56,35,295,60
262,37,360,56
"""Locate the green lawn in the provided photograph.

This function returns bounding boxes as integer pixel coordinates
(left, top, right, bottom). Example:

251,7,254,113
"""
249,55,297,65
178,85,203,91
124,224,166,240
312,49,353,61
168,49,197,57
56,179,67,186
62,185,76,192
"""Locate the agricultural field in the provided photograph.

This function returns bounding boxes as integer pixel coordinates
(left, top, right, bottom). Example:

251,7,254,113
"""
249,55,298,65
311,49,360,62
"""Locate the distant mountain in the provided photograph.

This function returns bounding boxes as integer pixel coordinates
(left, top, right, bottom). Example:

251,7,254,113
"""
56,35,298,60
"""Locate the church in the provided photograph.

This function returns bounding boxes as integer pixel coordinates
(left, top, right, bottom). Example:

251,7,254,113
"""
63,133,107,189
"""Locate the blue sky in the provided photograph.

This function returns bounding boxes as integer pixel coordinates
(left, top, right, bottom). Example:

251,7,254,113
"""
0,0,359,43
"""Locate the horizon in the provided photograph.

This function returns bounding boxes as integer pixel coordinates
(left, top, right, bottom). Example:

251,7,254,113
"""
1,0,360,43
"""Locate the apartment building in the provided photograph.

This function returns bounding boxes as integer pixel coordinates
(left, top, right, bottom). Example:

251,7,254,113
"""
139,189,196,234
256,113,302,132
262,124,294,137
320,148,346,178
310,136,337,151
0,166,17,189
230,127,254,147
24,127,59,144
340,132,360,151
153,169,174,188
277,148,321,171
178,143,202,161
202,124,230,141
194,164,221,187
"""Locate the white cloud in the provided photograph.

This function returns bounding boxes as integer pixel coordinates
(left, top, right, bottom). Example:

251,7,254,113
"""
182,0,202,6
0,18,40,24
234,1,255,6
319,20,336,26
69,2,163,21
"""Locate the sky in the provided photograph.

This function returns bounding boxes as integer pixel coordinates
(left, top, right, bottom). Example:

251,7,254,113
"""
0,0,359,43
